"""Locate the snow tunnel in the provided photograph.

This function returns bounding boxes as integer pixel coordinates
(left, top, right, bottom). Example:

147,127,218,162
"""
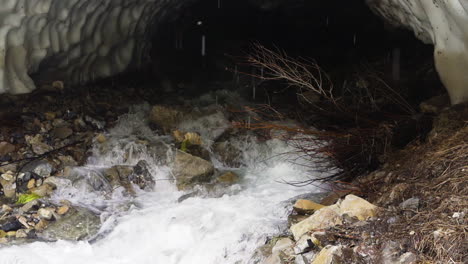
0,0,467,104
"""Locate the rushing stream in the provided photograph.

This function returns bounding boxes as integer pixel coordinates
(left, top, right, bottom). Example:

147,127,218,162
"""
0,101,323,264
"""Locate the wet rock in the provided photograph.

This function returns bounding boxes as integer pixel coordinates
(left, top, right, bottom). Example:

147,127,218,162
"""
272,238,294,256
216,171,240,184
15,229,33,239
19,200,40,213
21,160,53,178
84,116,105,130
295,252,316,264
311,245,345,264
172,130,185,142
185,144,211,161
146,141,173,166
420,94,450,114
149,105,185,133
183,132,202,145
0,171,16,198
399,197,420,211
27,179,36,189
290,207,342,241
57,155,78,167
38,208,54,220
130,160,155,191
34,219,49,231
0,217,23,232
37,207,101,241
25,134,52,155
172,150,215,190
398,252,417,264
335,194,380,221
1,204,12,213
64,168,110,193
262,251,290,264
44,112,57,121
96,133,107,143
30,182,55,197
0,142,15,156
293,234,317,254
212,141,243,167
380,241,415,264
52,126,73,139
288,214,309,226
104,161,154,194
57,205,70,215
293,199,326,215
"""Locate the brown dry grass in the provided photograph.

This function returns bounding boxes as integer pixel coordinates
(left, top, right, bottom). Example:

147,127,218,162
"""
362,122,467,263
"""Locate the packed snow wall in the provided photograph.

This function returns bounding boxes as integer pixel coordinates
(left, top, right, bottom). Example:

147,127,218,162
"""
0,0,467,104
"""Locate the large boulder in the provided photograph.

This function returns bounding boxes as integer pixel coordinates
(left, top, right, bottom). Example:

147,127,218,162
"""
149,105,185,133
290,207,343,241
37,207,101,241
334,194,380,221
172,150,215,190
104,160,155,195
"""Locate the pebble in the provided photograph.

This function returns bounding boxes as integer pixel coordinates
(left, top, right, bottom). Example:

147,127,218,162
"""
27,178,36,189
399,197,420,211
15,229,29,238
31,183,55,197
57,205,70,215
0,142,15,156
96,133,107,143
293,199,326,215
1,171,14,181
6,231,16,237
20,200,40,213
1,204,12,213
38,208,54,220
34,219,49,231
18,216,30,228
52,126,73,139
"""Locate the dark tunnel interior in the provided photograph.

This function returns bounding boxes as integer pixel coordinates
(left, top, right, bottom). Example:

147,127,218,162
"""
143,0,442,105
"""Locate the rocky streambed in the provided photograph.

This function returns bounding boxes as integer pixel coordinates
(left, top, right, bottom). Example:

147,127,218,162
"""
1,80,465,264
0,85,328,263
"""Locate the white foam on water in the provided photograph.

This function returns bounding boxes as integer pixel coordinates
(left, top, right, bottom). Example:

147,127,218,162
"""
0,104,323,264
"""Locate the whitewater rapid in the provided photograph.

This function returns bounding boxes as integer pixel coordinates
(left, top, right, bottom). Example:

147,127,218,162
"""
0,103,322,264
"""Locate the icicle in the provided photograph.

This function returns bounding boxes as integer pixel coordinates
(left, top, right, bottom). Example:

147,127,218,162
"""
392,48,401,82
353,33,357,46
201,35,206,56
251,67,256,99
253,84,256,100
247,116,251,129
218,0,221,9
326,16,329,27
260,67,264,78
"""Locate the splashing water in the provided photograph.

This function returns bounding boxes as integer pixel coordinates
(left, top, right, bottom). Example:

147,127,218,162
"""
0,103,324,264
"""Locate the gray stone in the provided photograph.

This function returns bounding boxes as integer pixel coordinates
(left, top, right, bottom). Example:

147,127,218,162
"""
19,200,40,213
290,207,343,241
21,160,53,178
52,126,73,139
172,150,214,190
149,105,185,133
38,208,54,220
37,207,101,241
103,161,155,195
0,142,15,156
398,252,417,264
26,135,52,155
399,198,420,211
